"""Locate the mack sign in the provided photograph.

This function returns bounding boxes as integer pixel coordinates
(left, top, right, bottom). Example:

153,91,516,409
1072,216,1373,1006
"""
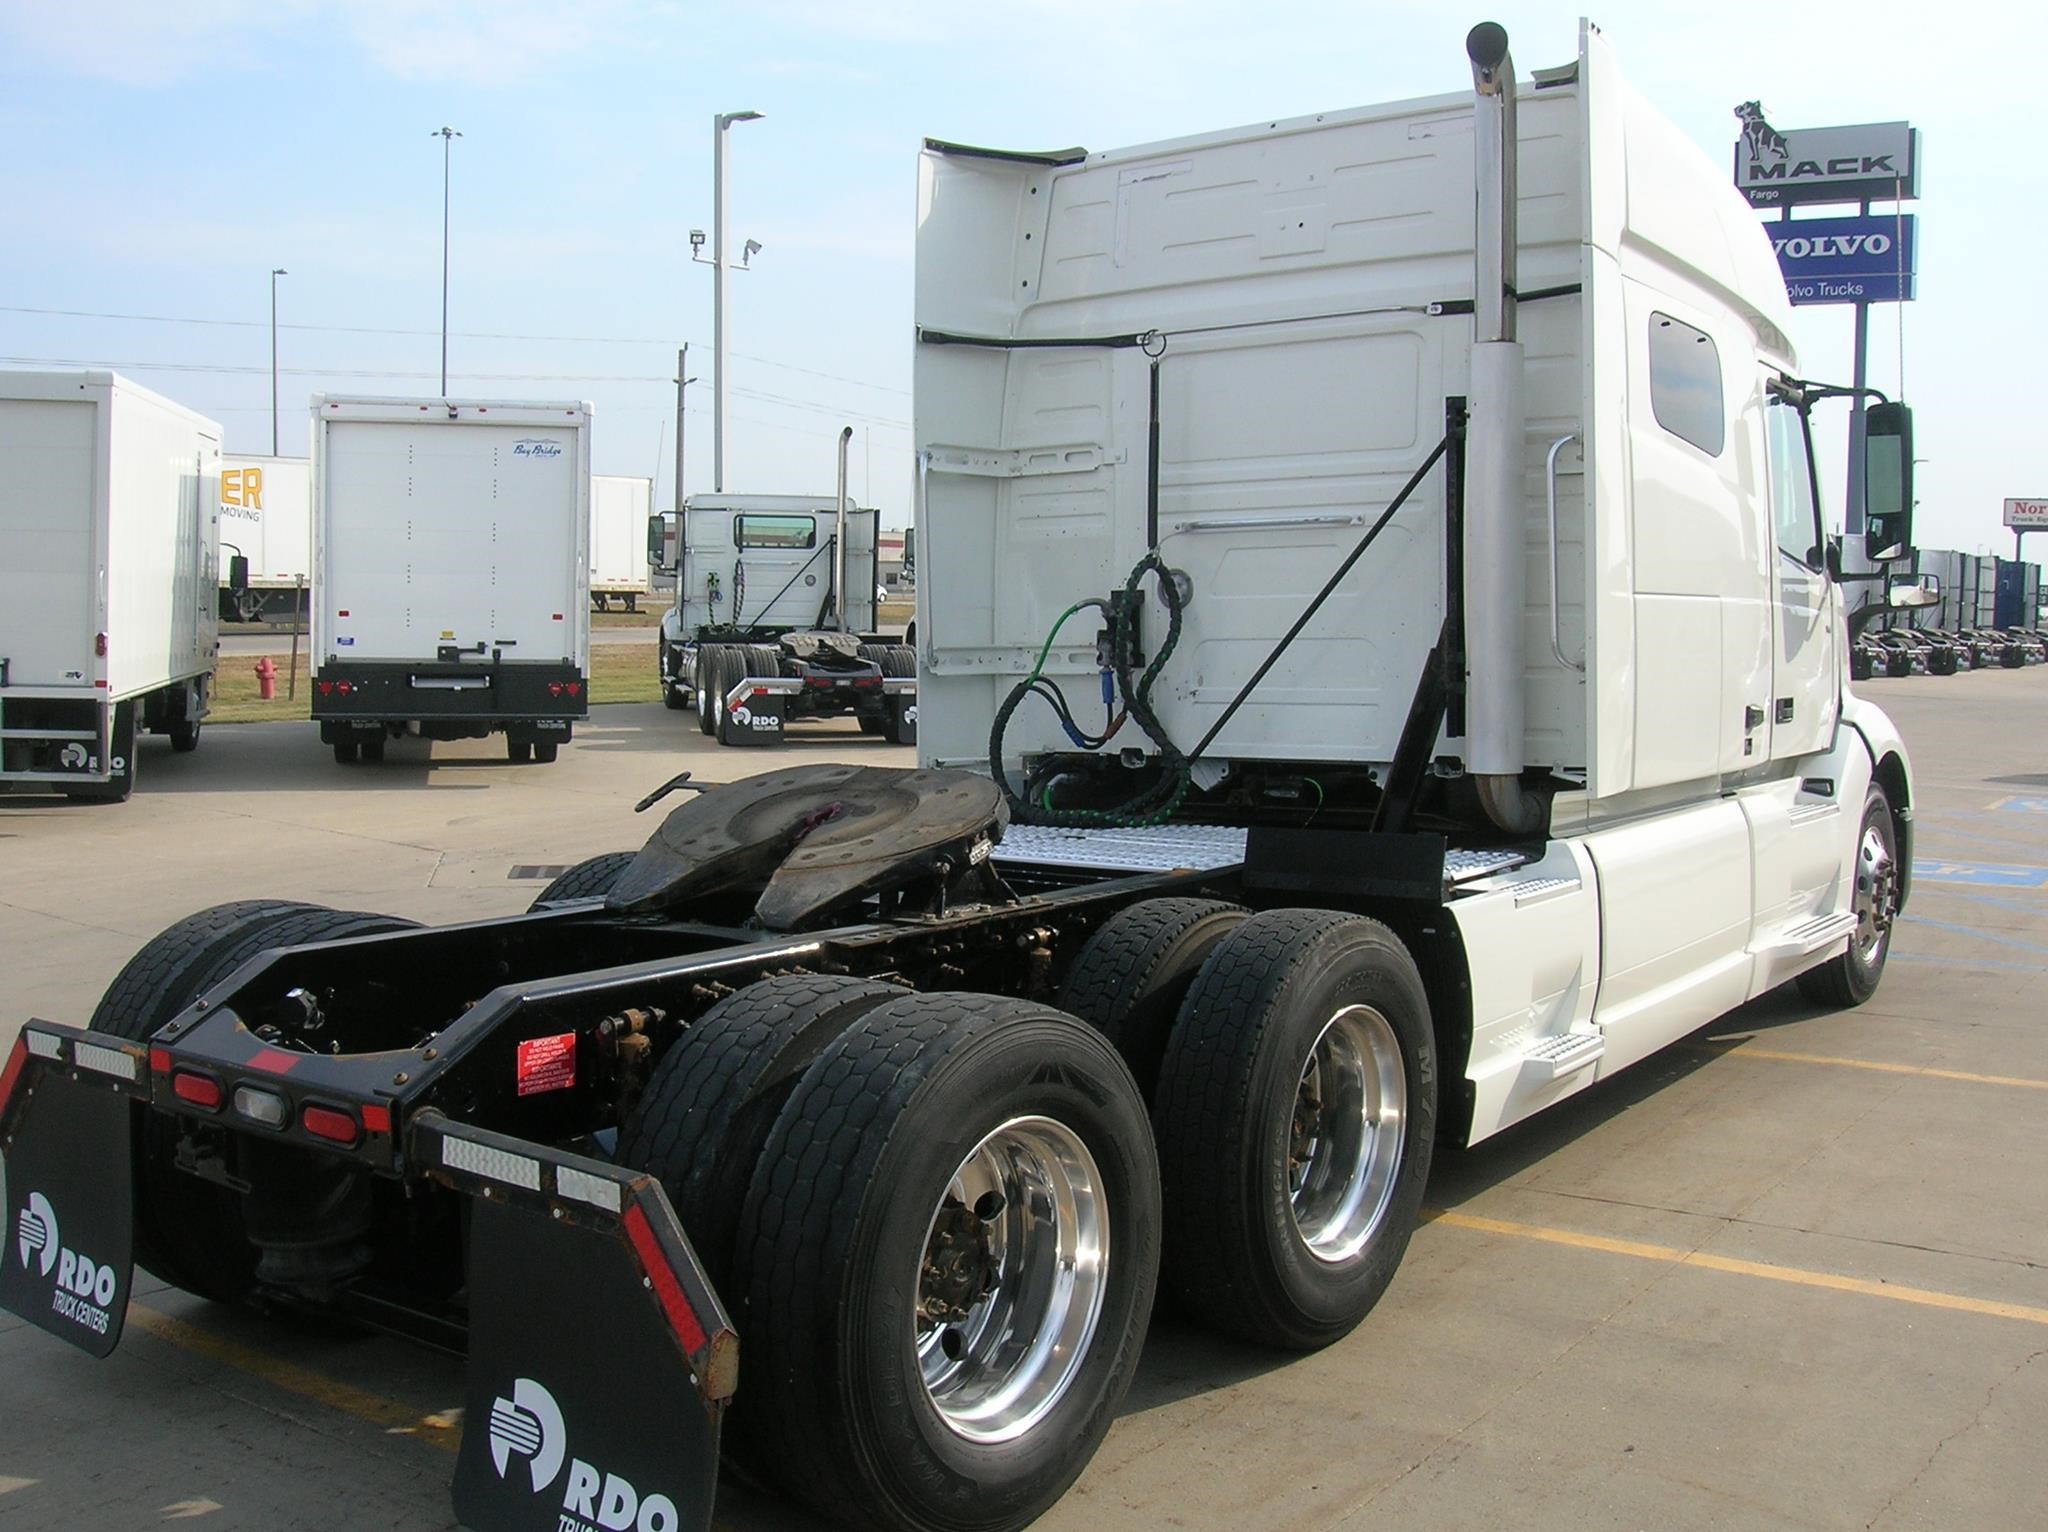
1734,115,1919,209
1770,214,1916,307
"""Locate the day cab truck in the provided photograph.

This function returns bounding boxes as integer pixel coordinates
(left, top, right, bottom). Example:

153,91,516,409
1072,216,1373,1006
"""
0,369,219,802
217,453,312,623
3,23,1935,1532
309,396,593,765
654,430,916,746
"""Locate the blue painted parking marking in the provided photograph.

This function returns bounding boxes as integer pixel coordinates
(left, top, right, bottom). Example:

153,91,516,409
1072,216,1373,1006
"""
1988,796,2048,814
1912,860,2048,888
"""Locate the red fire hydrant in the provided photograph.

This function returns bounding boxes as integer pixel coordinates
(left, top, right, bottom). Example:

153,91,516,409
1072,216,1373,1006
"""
255,656,278,700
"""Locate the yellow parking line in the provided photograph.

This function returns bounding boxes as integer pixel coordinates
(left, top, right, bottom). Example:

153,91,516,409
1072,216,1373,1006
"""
1429,1210,2048,1328
127,1302,462,1452
1687,1039,2048,1091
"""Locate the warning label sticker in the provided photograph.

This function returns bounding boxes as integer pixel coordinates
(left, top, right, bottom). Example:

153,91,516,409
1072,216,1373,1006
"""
516,1033,577,1096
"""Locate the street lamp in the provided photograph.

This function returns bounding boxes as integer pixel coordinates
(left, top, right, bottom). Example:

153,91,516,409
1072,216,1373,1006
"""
675,342,699,514
692,110,764,493
431,126,462,396
269,267,287,456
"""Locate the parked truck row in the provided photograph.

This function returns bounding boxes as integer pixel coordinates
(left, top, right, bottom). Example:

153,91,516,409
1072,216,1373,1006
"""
4,21,1940,1532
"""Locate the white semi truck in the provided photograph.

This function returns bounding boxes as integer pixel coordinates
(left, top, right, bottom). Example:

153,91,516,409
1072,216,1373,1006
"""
4,23,1933,1532
591,473,654,611
653,434,916,745
309,396,593,765
217,453,312,623
0,369,220,802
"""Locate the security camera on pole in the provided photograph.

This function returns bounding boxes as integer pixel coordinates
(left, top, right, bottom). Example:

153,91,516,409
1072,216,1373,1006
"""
691,111,764,494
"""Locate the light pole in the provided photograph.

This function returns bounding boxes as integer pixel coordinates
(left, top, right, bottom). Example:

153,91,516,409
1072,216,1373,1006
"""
269,267,287,456
675,343,698,513
692,110,763,493
431,126,462,396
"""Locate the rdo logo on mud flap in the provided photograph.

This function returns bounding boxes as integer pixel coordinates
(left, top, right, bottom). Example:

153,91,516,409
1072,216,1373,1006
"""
15,1191,119,1335
490,1376,682,1532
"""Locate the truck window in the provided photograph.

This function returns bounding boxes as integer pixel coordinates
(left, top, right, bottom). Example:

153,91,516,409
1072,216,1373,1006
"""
1647,313,1724,456
1764,396,1821,566
735,514,817,549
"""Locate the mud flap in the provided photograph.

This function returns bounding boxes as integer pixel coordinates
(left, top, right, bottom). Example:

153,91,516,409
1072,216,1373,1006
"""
0,1027,143,1359
891,694,918,746
718,690,784,747
418,1116,732,1532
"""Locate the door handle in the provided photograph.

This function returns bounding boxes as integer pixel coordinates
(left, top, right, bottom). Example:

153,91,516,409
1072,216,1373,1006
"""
1744,705,1765,732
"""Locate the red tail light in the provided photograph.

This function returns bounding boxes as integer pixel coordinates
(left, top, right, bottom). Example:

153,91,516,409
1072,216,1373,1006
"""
301,1103,360,1146
548,683,563,696
564,682,582,697
172,1070,224,1111
317,681,334,695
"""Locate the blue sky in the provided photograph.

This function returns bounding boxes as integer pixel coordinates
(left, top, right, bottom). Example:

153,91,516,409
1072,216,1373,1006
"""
2,1,2038,552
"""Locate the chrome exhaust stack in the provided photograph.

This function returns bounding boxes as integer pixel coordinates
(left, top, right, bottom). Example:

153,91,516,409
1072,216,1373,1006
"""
1464,22,1544,836
834,425,853,631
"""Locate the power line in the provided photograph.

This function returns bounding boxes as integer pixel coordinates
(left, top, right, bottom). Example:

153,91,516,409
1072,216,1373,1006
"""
0,302,912,396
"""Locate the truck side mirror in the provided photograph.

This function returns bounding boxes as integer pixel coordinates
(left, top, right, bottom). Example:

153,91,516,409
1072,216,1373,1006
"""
1862,401,1913,563
227,553,250,592
647,513,674,574
1886,571,1940,611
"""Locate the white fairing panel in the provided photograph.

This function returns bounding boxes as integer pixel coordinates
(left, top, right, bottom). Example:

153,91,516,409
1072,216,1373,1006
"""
916,77,1589,775
676,496,878,634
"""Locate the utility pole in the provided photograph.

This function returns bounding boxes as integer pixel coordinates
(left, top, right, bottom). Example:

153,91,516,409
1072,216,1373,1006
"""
697,110,763,492
269,267,287,456
431,126,462,396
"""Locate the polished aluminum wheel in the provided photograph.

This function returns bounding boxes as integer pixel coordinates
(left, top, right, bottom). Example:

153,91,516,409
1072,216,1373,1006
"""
1853,819,1898,963
914,1115,1108,1444
1288,1004,1406,1264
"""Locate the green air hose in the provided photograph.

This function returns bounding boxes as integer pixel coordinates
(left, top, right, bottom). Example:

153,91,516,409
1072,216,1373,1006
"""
988,552,1190,827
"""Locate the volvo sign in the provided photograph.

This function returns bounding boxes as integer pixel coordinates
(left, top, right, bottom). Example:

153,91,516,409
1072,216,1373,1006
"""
1734,111,1919,208
1770,214,1916,306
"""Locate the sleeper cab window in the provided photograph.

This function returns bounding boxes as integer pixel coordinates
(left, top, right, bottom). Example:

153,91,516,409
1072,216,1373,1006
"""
1647,312,1725,456
735,514,817,550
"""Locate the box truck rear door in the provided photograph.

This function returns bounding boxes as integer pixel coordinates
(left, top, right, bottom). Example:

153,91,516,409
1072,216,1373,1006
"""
0,399,98,687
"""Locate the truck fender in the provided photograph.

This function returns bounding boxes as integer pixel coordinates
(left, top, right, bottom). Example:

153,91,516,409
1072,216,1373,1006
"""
1838,694,1915,909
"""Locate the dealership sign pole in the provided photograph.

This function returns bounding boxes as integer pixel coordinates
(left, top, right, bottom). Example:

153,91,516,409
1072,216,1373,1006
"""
1735,112,1919,539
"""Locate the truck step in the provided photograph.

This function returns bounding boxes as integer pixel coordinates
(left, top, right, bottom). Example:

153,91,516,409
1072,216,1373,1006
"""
1754,909,1858,961
0,728,98,741
1519,1030,1606,1080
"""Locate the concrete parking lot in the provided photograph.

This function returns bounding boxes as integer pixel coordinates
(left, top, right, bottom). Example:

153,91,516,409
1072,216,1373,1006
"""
3,677,2046,1531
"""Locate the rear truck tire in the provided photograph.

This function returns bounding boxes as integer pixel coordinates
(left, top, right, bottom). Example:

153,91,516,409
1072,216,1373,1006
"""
1796,784,1900,1008
532,738,560,764
1152,910,1436,1351
1056,898,1248,1100
332,738,358,765
615,975,904,1296
695,647,719,736
858,712,888,736
169,718,201,753
526,850,637,909
507,738,533,763
358,731,386,764
734,993,1160,1532
91,901,423,1303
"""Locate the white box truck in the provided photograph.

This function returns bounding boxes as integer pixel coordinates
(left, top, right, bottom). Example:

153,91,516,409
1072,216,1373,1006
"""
0,369,219,802
590,473,653,611
4,25,1942,1532
310,396,592,765
217,454,312,623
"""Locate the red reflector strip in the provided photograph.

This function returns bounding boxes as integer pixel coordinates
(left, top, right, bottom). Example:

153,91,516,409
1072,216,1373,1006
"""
0,1036,28,1114
337,610,349,617
623,1203,707,1355
361,1102,391,1135
149,1046,172,1074
95,680,108,689
301,1103,360,1146
172,1071,224,1110
244,1048,301,1076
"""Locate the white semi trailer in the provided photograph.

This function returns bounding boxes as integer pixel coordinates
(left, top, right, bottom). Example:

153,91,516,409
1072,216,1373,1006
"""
217,453,312,622
310,396,592,765
0,369,220,802
3,25,1935,1532
590,473,654,611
